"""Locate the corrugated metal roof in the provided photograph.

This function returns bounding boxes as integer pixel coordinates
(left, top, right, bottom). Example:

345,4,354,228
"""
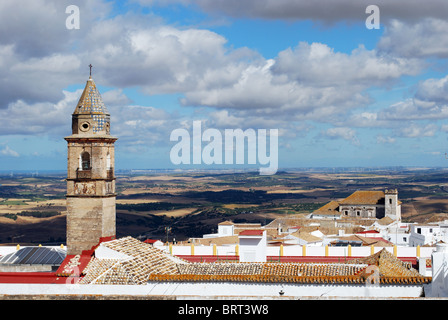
0,247,66,265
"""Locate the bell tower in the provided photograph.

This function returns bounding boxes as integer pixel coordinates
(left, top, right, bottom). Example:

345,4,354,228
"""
65,69,117,255
385,188,401,221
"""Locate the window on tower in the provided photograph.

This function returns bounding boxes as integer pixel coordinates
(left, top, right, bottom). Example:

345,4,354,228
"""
106,152,111,170
81,152,91,170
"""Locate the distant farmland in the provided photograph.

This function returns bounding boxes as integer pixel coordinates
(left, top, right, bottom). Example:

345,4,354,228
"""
1,168,448,243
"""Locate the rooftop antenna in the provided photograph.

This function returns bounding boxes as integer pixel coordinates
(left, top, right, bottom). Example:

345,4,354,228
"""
165,226,172,244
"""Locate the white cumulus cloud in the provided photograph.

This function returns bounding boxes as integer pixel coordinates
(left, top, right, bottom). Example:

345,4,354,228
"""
0,145,19,157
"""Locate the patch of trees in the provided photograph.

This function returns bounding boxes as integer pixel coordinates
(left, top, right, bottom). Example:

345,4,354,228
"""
117,202,194,212
18,211,61,218
183,189,308,204
2,211,61,220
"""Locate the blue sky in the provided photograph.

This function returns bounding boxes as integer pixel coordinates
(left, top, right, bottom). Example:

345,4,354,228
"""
1,0,448,171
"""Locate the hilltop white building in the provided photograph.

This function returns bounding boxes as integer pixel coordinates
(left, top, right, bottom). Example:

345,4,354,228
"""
368,219,411,246
409,222,448,247
310,189,401,221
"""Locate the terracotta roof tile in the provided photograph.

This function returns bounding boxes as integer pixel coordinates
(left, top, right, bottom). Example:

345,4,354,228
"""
191,235,239,246
80,236,183,285
377,216,394,225
339,190,385,205
218,220,234,225
312,201,340,216
239,230,264,236
290,231,322,243
80,237,431,286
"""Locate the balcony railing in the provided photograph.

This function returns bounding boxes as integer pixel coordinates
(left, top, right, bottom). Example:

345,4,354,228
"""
76,169,92,179
75,168,114,179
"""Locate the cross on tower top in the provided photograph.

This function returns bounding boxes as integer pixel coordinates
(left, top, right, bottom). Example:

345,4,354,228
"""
89,64,93,76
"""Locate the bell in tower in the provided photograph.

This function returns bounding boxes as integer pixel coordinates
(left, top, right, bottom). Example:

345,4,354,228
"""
64,67,118,255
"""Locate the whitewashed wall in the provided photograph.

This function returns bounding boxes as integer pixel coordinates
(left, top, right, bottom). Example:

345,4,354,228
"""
168,244,436,259
0,282,426,298
350,247,372,257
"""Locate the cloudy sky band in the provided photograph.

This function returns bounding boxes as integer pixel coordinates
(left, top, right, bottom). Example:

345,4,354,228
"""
1,0,448,169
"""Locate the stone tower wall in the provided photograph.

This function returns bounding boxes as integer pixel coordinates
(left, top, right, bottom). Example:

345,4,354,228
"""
65,76,117,255
385,189,400,221
66,196,115,255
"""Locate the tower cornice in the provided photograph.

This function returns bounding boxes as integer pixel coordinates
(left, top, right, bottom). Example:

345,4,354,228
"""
66,194,117,198
64,135,118,142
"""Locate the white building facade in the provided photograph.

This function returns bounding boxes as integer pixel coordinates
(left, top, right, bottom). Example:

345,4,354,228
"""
238,230,267,262
409,223,448,247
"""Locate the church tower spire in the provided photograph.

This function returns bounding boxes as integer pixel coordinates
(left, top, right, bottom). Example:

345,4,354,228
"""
64,68,118,255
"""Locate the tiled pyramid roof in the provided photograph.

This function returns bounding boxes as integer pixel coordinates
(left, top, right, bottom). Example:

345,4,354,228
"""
348,248,421,278
72,76,110,134
74,77,109,116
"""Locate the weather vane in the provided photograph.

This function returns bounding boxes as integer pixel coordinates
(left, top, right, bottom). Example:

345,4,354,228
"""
89,64,93,76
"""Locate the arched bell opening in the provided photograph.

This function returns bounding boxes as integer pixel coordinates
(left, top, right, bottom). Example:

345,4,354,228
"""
81,152,91,170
